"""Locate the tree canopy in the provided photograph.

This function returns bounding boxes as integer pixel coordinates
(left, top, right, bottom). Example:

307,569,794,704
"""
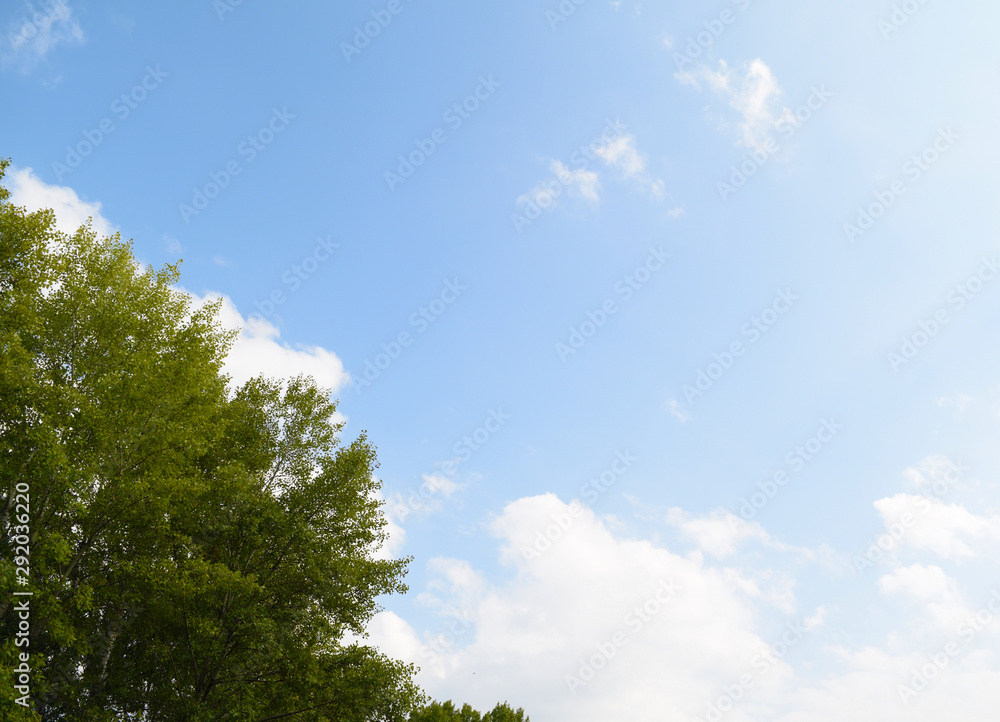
0,158,424,720
0,158,530,721
409,700,530,722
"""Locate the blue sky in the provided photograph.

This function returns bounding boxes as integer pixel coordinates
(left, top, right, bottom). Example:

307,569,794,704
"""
4,0,1000,719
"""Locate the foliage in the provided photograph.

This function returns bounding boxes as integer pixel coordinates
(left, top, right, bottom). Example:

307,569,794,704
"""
409,700,529,722
0,158,423,720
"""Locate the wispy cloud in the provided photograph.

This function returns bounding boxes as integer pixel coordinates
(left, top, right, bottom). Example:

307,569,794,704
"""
517,132,667,215
163,234,182,255
3,1,84,72
664,397,690,423
676,58,791,151
517,159,600,210
594,136,646,178
936,392,972,417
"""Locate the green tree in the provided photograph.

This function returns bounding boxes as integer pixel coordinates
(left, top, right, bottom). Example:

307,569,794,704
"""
409,700,529,722
482,702,530,722
0,158,423,720
409,700,482,722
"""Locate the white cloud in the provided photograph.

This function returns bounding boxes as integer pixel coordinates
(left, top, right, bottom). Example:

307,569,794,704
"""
804,606,827,631
363,609,423,656
5,172,349,400
593,136,645,178
879,564,967,630
163,234,182,254
666,507,772,558
875,493,1000,560
365,494,841,721
365,493,1000,721
7,165,115,238
664,397,691,423
421,472,460,498
4,173,348,398
516,133,666,213
878,564,957,601
373,487,407,561
417,558,487,619
184,290,351,395
384,471,462,525
902,455,965,492
676,58,789,151
937,393,972,417
3,1,84,71
594,134,666,199
518,160,600,210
